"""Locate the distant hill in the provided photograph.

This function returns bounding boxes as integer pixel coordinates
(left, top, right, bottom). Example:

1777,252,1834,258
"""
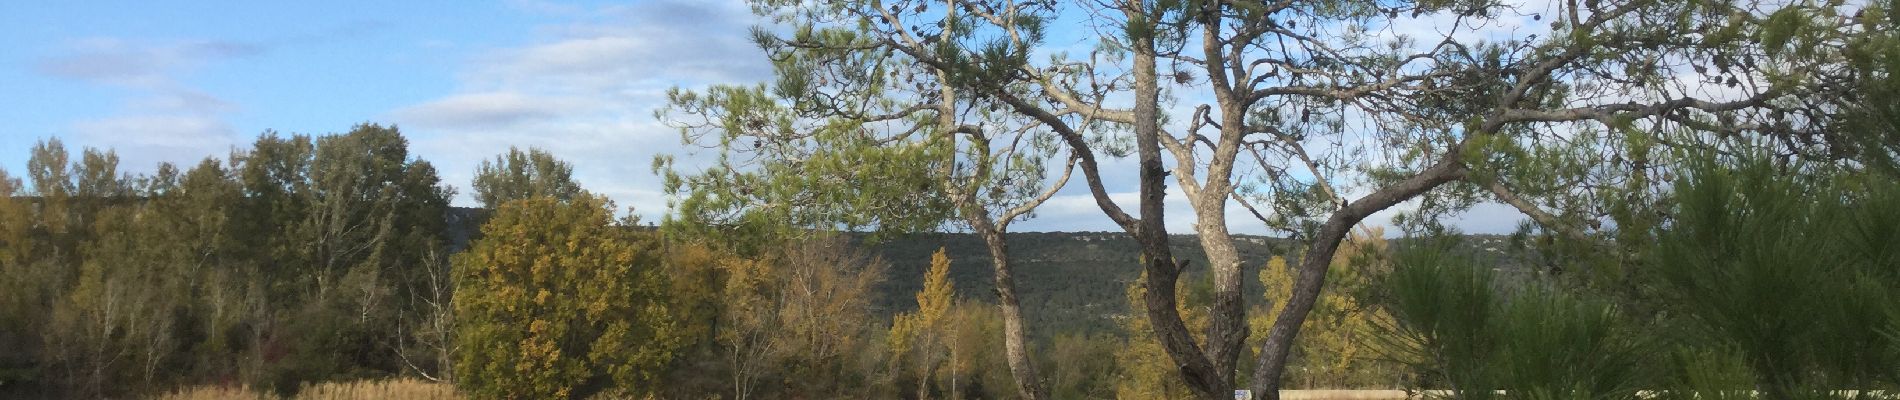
444,207,1540,338
857,231,1535,337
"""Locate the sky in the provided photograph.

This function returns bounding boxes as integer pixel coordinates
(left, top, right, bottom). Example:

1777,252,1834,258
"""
0,0,1529,235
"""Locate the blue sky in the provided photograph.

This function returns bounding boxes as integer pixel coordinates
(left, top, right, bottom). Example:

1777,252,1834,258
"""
1,0,769,214
0,0,1527,234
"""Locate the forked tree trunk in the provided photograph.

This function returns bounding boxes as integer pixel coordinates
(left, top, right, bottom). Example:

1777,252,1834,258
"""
1129,15,1228,399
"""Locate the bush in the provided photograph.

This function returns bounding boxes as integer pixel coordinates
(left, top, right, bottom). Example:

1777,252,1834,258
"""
452,196,679,399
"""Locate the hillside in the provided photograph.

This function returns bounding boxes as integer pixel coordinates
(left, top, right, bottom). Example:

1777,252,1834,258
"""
442,207,1535,337
858,231,1534,337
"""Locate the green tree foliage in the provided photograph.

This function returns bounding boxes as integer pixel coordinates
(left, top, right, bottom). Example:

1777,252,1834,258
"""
655,82,957,244
1380,148,1900,400
47,200,175,397
657,0,1864,396
1383,239,1653,400
0,125,451,398
452,195,678,399
1042,332,1119,399
472,146,583,209
246,124,451,393
0,167,42,387
1643,152,1900,399
1839,0,1900,175
657,4,1091,396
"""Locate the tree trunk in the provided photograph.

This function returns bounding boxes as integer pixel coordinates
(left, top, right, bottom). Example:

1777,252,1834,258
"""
1195,2,1257,383
1250,157,1466,399
1195,208,1246,384
971,218,1048,400
1128,12,1227,399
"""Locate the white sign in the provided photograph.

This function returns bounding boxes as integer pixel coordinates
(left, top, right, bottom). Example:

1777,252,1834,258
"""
1234,389,1254,400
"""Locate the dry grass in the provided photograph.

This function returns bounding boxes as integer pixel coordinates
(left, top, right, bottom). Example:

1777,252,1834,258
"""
155,379,460,400
1281,390,1417,400
293,379,459,400
156,384,262,400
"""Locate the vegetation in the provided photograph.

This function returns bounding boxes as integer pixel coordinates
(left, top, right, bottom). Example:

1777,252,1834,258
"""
452,195,678,399
1,0,1896,398
158,379,458,400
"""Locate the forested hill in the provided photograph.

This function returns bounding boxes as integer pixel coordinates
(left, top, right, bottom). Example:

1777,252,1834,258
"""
857,231,1533,336
444,207,1531,336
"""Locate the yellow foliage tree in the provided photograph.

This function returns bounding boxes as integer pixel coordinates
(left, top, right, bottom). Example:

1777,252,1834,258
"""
891,247,955,399
452,195,679,399
716,236,885,400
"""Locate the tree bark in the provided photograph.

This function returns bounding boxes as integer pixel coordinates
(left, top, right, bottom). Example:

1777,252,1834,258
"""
1194,209,1246,384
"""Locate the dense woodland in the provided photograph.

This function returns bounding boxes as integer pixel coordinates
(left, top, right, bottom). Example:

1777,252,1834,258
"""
4,0,1900,399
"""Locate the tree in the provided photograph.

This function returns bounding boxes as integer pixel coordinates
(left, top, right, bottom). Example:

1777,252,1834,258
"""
472,146,583,209
1043,332,1119,400
0,168,42,389
890,248,955,399
1643,153,1900,399
232,130,317,321
714,255,779,400
710,1,1847,397
154,159,251,381
941,302,1019,399
0,126,461,397
713,236,886,400
452,195,678,399
657,3,1093,397
243,124,450,392
1839,5,1900,176
1382,240,1652,400
25,139,76,276
47,202,177,397
1253,229,1402,388
774,238,887,396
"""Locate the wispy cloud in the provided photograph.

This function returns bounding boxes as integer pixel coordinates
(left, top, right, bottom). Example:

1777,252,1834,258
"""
69,114,238,167
36,38,263,88
393,0,771,216
391,92,590,130
34,38,259,169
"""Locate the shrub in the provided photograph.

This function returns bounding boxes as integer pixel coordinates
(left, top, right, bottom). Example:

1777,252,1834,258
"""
452,196,679,399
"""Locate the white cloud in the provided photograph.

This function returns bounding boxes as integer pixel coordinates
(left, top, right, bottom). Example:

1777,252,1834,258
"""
392,0,772,220
391,92,589,129
36,38,262,88
458,0,766,95
69,115,238,168
36,38,252,171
